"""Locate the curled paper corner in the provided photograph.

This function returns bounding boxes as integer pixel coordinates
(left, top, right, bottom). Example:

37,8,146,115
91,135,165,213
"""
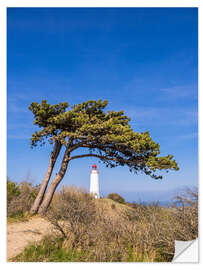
173,238,199,263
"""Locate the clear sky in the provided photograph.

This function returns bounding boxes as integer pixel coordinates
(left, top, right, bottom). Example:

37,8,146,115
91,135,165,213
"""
7,7,198,202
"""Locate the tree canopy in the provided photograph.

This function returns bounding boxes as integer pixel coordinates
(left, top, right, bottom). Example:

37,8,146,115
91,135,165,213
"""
29,99,179,180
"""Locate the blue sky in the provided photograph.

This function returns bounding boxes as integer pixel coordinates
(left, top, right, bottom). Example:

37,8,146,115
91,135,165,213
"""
7,8,198,202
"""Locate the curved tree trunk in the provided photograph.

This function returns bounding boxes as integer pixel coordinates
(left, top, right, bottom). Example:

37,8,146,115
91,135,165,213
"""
30,141,62,214
38,148,70,215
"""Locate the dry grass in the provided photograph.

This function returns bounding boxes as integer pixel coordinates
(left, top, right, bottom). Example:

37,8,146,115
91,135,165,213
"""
44,186,198,262
12,185,198,262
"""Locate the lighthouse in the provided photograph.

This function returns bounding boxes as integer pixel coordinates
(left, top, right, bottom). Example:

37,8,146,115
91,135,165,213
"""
90,164,100,199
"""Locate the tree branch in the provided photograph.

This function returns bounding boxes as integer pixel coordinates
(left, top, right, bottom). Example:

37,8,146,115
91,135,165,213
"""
66,136,73,149
69,153,139,167
69,153,116,162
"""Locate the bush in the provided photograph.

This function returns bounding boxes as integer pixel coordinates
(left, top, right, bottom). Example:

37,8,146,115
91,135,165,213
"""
171,188,198,241
46,186,97,250
107,193,125,204
7,178,20,205
7,181,40,217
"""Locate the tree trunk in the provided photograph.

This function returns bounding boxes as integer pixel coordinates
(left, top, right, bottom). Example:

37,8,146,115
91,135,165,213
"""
38,148,70,215
30,141,62,214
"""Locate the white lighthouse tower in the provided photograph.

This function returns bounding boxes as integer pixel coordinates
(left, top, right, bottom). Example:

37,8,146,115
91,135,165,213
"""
90,164,100,199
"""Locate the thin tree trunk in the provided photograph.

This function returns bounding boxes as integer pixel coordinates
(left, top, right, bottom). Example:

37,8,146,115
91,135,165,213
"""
30,140,62,214
38,148,70,215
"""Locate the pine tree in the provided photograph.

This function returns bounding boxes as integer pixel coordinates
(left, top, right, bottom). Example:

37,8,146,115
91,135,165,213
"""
29,99,179,214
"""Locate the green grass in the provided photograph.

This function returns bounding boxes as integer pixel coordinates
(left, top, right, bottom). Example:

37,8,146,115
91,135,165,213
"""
12,235,170,262
12,237,87,262
7,213,29,224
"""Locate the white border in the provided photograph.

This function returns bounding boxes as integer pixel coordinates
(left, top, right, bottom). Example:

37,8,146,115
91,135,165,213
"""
0,0,201,7
0,0,201,269
0,0,7,266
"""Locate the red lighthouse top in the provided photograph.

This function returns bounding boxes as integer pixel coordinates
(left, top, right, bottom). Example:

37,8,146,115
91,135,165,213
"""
92,164,97,169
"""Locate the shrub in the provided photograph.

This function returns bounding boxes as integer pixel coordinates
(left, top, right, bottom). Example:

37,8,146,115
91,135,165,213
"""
7,181,40,217
45,186,165,261
171,188,198,241
46,186,97,250
107,193,125,204
7,178,20,205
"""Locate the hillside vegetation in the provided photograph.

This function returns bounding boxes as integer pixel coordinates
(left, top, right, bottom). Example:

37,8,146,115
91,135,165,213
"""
7,179,40,223
9,184,198,262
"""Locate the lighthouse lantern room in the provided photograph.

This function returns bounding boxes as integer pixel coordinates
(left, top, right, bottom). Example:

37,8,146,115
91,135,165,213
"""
90,164,100,199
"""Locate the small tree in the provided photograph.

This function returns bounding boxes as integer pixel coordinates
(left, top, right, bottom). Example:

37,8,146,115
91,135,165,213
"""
108,193,125,204
29,99,179,214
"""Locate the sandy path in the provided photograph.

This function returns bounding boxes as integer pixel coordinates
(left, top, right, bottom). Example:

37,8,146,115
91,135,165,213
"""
7,216,53,260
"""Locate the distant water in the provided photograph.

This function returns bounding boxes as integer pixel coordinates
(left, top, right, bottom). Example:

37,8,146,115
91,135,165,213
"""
101,185,197,205
137,200,170,207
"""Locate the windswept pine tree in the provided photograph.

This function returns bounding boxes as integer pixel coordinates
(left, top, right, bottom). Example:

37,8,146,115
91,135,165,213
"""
29,99,179,214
